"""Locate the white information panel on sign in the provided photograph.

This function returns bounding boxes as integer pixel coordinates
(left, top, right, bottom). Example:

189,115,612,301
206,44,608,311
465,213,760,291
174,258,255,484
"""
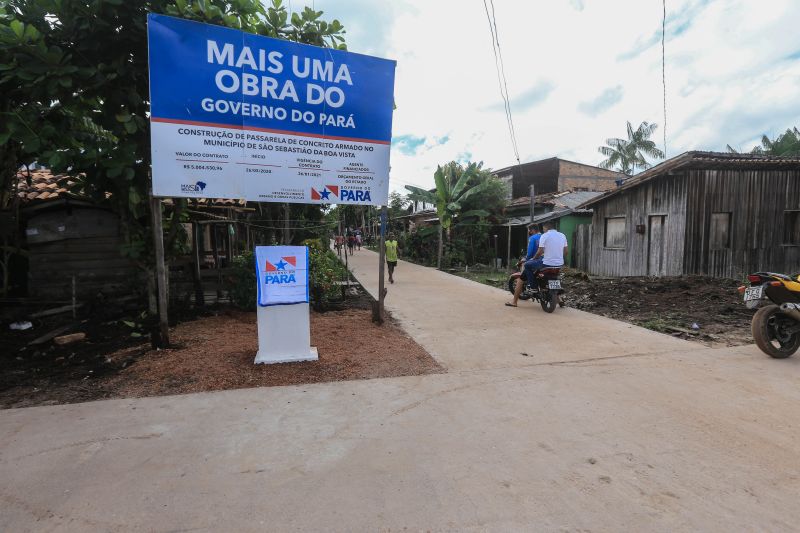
148,14,396,206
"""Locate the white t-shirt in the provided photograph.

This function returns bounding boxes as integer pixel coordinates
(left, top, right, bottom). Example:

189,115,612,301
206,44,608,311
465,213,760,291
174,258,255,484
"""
538,229,568,266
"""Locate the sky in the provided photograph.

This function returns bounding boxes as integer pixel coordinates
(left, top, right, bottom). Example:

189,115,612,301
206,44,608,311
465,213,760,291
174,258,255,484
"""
290,0,800,193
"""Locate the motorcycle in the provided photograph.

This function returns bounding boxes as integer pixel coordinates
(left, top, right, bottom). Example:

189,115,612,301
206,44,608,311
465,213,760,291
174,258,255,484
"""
507,257,565,313
739,272,800,358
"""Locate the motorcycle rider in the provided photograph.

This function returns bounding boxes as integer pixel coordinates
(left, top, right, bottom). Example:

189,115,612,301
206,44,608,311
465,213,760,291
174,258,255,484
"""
533,220,568,268
505,224,541,307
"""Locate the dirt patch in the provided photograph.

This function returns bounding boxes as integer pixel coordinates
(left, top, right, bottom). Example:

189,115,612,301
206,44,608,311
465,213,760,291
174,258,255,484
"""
563,272,754,346
453,268,754,347
1,294,441,409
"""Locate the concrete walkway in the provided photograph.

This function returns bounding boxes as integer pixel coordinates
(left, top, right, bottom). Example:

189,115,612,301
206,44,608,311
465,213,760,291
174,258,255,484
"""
345,248,691,370
2,249,800,532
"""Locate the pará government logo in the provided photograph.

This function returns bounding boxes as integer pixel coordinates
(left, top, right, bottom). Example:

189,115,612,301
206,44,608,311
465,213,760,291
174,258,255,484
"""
310,185,370,202
263,256,297,284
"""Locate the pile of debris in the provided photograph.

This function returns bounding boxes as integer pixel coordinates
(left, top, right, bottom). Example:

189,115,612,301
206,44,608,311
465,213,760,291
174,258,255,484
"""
562,271,755,346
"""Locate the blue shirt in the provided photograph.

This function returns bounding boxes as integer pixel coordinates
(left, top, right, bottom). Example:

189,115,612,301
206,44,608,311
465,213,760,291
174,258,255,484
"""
526,233,541,260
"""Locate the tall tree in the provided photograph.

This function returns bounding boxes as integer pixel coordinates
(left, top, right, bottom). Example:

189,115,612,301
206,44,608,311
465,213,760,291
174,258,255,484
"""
405,161,499,269
599,121,665,175
0,0,347,342
728,126,800,157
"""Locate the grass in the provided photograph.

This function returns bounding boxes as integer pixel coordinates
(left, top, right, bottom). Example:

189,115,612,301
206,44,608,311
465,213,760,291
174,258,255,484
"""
453,270,508,290
634,316,684,333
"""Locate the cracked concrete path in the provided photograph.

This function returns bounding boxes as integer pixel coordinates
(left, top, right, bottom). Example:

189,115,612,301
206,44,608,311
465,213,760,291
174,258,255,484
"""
2,249,800,531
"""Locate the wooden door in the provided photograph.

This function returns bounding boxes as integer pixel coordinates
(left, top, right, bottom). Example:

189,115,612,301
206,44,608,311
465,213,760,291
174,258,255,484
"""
648,215,667,276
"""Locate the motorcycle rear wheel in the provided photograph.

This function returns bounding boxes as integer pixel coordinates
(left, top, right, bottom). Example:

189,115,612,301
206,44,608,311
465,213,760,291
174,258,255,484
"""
751,304,800,358
540,290,558,313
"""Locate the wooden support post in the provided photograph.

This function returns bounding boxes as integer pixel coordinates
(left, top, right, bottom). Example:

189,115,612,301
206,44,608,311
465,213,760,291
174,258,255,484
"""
283,203,290,244
150,195,170,347
506,221,512,270
373,205,387,324
192,221,205,308
71,275,76,319
343,229,349,300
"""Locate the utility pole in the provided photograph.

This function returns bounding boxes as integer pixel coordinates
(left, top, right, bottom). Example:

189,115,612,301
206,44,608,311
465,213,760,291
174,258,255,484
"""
529,184,535,224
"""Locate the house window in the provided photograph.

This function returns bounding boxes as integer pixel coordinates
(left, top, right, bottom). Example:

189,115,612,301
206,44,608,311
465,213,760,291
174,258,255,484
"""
786,211,800,245
710,212,731,250
604,217,626,249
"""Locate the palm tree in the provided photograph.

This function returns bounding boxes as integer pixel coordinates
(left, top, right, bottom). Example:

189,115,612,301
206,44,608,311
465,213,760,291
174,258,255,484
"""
755,127,800,156
405,162,493,269
599,121,665,175
727,127,800,156
598,137,633,175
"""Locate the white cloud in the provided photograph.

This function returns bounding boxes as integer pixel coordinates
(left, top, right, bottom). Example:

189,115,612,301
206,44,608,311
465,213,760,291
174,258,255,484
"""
299,0,800,193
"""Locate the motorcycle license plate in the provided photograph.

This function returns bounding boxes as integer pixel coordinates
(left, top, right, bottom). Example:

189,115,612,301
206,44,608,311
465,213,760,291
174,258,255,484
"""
548,280,562,290
743,286,764,301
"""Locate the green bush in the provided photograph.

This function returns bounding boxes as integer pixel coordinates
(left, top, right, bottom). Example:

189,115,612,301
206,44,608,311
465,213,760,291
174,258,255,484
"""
303,238,349,310
227,242,348,311
229,251,257,310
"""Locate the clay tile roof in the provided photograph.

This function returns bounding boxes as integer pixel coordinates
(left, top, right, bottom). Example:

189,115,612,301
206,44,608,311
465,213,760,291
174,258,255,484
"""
15,169,78,203
16,169,246,208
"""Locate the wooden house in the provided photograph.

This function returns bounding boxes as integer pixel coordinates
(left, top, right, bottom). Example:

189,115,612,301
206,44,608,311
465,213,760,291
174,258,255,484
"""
15,170,253,303
578,151,800,278
16,170,138,300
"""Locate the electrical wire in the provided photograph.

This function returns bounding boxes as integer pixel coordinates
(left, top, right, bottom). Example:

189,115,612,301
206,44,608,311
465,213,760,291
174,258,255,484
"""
662,0,668,158
482,0,520,165
489,0,520,163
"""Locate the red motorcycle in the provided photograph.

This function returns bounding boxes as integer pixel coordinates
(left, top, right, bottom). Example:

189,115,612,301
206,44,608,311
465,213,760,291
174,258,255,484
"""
507,258,564,313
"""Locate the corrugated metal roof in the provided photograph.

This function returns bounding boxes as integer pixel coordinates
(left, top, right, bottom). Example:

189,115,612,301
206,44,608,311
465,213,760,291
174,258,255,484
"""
507,189,603,209
578,151,800,208
552,190,603,209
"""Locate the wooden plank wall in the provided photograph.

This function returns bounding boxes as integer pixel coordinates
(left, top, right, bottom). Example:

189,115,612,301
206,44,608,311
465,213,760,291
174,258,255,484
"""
588,174,688,276
27,208,138,299
684,169,800,278
573,223,591,272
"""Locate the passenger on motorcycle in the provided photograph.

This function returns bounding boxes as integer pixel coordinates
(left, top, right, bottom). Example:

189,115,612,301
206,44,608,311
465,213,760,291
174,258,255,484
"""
506,224,541,307
533,221,568,268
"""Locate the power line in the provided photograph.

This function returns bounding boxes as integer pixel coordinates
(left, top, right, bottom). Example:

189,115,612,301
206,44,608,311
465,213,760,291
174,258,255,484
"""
662,0,668,158
489,0,520,162
391,176,431,189
482,0,520,164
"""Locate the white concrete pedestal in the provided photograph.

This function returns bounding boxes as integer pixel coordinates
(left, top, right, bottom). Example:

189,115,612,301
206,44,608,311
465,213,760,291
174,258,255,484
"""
254,303,318,364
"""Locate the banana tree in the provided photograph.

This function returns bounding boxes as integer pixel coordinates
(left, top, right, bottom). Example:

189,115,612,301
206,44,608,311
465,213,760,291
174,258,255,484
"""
406,161,492,269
